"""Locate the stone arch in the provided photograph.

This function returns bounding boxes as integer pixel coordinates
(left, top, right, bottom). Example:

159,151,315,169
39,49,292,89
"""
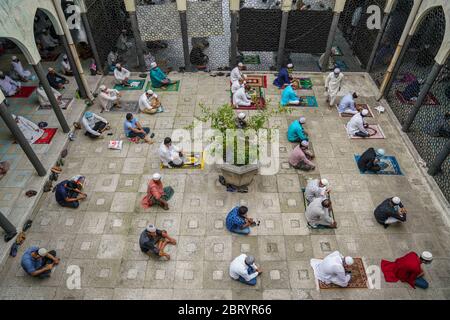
35,6,64,36
0,36,36,65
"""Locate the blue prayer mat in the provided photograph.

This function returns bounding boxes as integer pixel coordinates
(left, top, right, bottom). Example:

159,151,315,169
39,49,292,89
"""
354,155,403,176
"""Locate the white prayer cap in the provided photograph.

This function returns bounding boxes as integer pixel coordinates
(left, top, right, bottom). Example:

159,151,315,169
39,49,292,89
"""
11,56,17,60
63,54,68,59
376,148,385,157
0,71,4,76
301,140,309,147
99,85,106,91
421,251,433,262
344,256,354,266
48,67,54,72
392,197,401,205
146,89,154,95
238,62,244,67
334,68,341,73
242,74,248,79
238,112,246,120
245,255,255,265
38,248,48,257
146,224,156,233
287,63,294,68
116,63,121,68
320,178,329,186
42,28,47,32
361,109,369,116
299,117,306,124
152,173,161,180
150,62,157,69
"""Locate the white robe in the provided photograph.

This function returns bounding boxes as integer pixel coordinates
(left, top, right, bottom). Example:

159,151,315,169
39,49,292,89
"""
325,72,344,105
346,113,368,136
159,142,182,166
304,179,327,204
37,86,62,108
230,67,243,83
231,80,242,94
99,89,119,111
61,59,72,73
233,87,252,107
11,61,32,79
13,114,44,144
305,197,333,227
229,254,259,282
139,92,156,112
114,67,130,83
40,33,58,49
107,51,118,66
0,76,20,96
310,251,351,287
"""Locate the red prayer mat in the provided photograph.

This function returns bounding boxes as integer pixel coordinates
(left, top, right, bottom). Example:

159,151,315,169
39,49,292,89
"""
245,75,267,88
319,258,368,289
235,97,266,110
395,90,440,106
34,128,57,144
11,86,37,99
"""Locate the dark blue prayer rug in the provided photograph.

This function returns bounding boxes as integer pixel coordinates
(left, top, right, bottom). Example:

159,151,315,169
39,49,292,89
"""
354,155,403,176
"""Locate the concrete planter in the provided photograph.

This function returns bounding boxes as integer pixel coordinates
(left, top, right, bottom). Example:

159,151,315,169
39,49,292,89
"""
218,163,259,187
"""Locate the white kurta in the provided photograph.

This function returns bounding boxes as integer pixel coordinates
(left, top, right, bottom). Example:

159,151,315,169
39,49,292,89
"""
346,113,367,136
37,86,62,107
159,142,182,167
138,93,154,112
325,72,344,106
13,114,44,144
310,251,351,287
305,197,333,227
107,51,118,66
304,179,327,204
231,80,242,94
116,34,128,51
229,254,259,282
99,89,119,111
233,87,252,107
61,59,71,73
40,33,58,49
114,68,130,83
0,76,20,96
12,61,32,79
230,67,243,83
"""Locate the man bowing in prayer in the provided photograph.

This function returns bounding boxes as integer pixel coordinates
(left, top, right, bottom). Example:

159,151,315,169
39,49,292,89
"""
338,92,358,115
304,178,330,204
311,251,354,287
280,80,302,106
287,117,308,143
0,71,21,97
273,63,293,88
325,68,344,107
305,198,337,229
114,64,131,86
11,56,32,82
357,148,388,173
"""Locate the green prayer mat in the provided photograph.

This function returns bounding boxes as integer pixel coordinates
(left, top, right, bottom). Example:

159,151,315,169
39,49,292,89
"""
242,55,261,65
113,79,146,91
299,78,313,89
296,96,318,108
146,81,180,92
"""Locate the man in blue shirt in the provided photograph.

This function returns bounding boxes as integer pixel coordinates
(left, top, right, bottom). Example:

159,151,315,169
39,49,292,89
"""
226,206,256,235
273,63,293,88
338,92,358,114
21,247,59,278
287,117,308,142
280,80,302,106
55,179,86,208
123,113,154,144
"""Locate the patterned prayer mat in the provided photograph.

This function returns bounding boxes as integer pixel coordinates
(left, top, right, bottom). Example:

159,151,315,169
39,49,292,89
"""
245,75,267,88
235,97,266,110
318,258,368,289
242,55,261,65
347,124,386,139
34,128,57,144
293,77,313,90
160,152,204,169
287,96,318,108
38,98,74,110
109,101,139,113
113,79,146,91
146,81,180,92
11,86,37,99
335,59,348,71
331,46,344,56
337,104,374,118
354,155,403,175
395,90,439,106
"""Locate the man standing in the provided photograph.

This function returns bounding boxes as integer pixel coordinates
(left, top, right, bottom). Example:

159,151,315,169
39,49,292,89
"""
11,56,32,82
225,206,257,235
325,68,344,107
21,247,60,278
139,90,162,114
381,251,433,289
338,92,358,114
123,113,154,144
0,71,21,96
304,178,330,204
47,67,69,90
374,196,407,228
346,109,370,138
287,117,308,142
141,173,174,210
114,64,131,86
139,224,177,260
357,148,387,173
305,198,337,228
98,85,121,112
159,137,184,168
229,254,262,286
230,62,245,83
311,251,354,287
82,111,109,139
233,84,252,107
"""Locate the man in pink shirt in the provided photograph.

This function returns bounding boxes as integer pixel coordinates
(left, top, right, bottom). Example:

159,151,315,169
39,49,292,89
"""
289,141,315,171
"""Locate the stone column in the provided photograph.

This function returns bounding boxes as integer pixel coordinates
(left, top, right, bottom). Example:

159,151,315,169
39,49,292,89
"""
0,210,17,242
124,0,146,72
60,34,88,98
428,139,450,176
177,0,191,70
366,0,397,72
79,0,103,72
276,0,292,69
230,0,239,67
32,63,70,134
320,0,346,71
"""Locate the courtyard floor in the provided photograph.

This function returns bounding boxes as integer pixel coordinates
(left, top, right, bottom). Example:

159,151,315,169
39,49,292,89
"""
0,71,449,300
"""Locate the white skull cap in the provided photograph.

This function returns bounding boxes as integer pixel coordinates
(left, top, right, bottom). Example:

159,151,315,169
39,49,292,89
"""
392,197,401,205
334,68,341,73
152,173,161,180
287,63,294,68
38,248,48,257
299,117,306,124
361,109,369,116
421,251,433,262
238,62,244,67
301,140,309,147
320,178,329,186
146,224,156,232
12,56,17,60
116,63,121,68
63,54,68,59
99,85,106,91
151,62,157,68
238,112,246,119
344,256,354,266
147,90,154,95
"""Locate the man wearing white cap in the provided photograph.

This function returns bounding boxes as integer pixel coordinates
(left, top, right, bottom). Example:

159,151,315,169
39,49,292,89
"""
346,109,370,138
39,29,59,51
235,112,248,129
233,84,252,108
289,141,315,171
231,75,247,94
21,246,59,278
273,63,293,88
0,71,21,96
381,251,432,289
47,67,68,90
338,92,358,115
107,50,119,72
141,173,174,210
305,178,330,204
357,148,388,173
114,63,131,86
139,224,177,260
98,84,121,112
305,198,337,229
325,68,344,107
374,196,407,228
229,254,262,286
287,117,308,142
230,62,245,83
139,89,162,114
60,54,73,76
11,56,32,82
311,251,354,287
149,62,175,89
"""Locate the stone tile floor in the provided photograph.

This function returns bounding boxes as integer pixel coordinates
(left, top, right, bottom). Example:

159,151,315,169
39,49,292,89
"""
0,71,449,300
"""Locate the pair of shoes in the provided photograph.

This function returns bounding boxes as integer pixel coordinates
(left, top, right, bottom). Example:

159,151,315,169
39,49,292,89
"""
51,166,62,174
150,133,155,139
61,149,68,158
73,122,81,130
49,172,59,181
25,190,37,197
23,219,33,232
43,180,52,192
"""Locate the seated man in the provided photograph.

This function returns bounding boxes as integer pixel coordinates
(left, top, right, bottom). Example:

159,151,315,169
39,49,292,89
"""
229,254,262,286
37,82,65,109
273,63,293,88
139,90,162,114
143,51,156,72
150,62,175,89
374,196,407,228
289,141,315,171
114,64,131,86
98,84,121,112
231,76,246,94
235,112,248,129
305,178,330,204
60,54,73,76
310,251,354,287
141,173,174,210
280,80,302,106
230,62,245,83
159,137,184,168
225,206,257,235
381,251,433,289
357,148,387,173
39,29,59,51
233,84,252,107
346,109,370,138
21,247,60,279
287,117,308,142
0,71,21,96
190,42,209,69
55,176,87,208
123,113,154,144
11,56,32,82
139,224,177,260
107,50,119,72
47,67,68,90
338,92,358,114
82,111,109,139
305,198,337,228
